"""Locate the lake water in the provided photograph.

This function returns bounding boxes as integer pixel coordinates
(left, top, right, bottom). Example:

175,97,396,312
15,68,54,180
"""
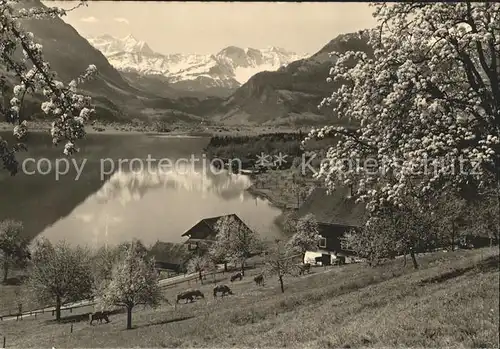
0,131,284,248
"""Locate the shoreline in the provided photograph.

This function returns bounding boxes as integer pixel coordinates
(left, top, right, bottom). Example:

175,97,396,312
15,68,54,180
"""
0,122,306,137
246,184,287,211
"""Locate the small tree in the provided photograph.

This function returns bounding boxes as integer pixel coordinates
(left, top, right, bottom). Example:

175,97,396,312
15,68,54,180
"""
91,245,122,297
210,215,261,276
0,219,30,283
344,218,401,267
289,173,309,209
345,194,438,270
281,210,299,234
264,240,300,293
100,241,161,330
431,191,469,251
187,254,215,284
286,213,322,262
117,239,148,256
27,238,93,321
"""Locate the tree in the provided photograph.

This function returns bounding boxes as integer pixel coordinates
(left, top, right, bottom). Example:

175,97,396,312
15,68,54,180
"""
305,2,500,239
286,213,322,262
344,219,400,267
280,211,299,236
210,216,261,276
288,173,309,209
100,241,161,330
430,191,469,251
465,189,500,245
0,1,97,175
90,245,122,297
27,238,93,321
346,194,438,269
117,239,148,257
187,254,215,284
0,219,30,283
264,240,300,293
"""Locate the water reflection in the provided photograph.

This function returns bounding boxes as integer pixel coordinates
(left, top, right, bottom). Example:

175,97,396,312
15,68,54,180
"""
37,167,283,249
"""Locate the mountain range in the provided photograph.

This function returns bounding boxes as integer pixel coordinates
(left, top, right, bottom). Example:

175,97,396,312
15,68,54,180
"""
86,34,308,98
2,1,372,126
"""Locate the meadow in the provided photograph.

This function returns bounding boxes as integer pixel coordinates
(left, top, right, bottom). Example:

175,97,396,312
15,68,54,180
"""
1,247,498,348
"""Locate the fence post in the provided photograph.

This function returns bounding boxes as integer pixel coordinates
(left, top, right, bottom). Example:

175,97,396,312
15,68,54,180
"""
3,335,5,348
70,323,73,333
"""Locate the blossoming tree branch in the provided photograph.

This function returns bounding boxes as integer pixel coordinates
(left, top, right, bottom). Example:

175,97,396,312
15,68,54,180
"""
306,2,499,219
0,0,97,175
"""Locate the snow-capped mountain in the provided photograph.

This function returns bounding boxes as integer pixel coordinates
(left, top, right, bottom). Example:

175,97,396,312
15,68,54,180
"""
86,34,308,97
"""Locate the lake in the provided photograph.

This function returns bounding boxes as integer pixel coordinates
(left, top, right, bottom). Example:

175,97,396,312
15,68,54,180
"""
0,131,283,248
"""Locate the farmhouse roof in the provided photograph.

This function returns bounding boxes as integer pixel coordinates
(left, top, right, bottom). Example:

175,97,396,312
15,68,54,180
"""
181,213,250,239
297,186,366,227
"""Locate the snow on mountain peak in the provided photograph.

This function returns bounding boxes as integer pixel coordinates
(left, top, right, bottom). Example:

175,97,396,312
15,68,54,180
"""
88,33,154,55
87,34,309,93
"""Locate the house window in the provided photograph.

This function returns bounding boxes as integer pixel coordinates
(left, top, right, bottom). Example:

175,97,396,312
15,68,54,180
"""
319,237,327,248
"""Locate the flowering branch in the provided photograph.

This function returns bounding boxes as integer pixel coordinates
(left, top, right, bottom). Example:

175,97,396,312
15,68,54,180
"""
0,0,97,174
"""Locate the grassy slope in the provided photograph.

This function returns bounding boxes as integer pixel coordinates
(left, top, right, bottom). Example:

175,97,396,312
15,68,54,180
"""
1,248,498,348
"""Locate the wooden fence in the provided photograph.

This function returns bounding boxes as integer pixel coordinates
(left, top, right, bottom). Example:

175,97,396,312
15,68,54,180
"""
0,261,265,321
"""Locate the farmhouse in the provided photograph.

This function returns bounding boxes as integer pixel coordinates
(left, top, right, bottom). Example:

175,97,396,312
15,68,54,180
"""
296,186,366,265
181,213,253,252
148,241,191,274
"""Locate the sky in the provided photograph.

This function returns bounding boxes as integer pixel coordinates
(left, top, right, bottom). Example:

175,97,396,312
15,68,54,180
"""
43,1,378,55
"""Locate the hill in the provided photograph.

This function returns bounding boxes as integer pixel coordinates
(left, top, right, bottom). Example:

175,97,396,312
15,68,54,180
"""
211,32,372,126
3,1,215,123
1,247,498,347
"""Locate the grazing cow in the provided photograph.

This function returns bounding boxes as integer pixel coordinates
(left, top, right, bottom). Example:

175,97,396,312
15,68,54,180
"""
89,311,110,325
230,272,243,282
254,274,264,286
176,289,205,304
213,284,233,298
298,263,311,275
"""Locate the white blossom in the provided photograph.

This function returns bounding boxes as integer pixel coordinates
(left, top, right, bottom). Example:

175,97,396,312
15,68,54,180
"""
306,2,500,213
0,0,97,175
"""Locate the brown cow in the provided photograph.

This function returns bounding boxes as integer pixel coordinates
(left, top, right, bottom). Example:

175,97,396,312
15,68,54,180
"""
89,311,111,325
176,289,205,303
213,284,233,298
230,272,243,282
254,274,264,286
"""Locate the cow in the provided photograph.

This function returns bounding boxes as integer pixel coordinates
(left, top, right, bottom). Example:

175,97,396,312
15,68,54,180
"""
176,289,205,304
213,284,233,298
254,274,264,286
230,272,243,282
298,263,311,275
89,311,111,325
